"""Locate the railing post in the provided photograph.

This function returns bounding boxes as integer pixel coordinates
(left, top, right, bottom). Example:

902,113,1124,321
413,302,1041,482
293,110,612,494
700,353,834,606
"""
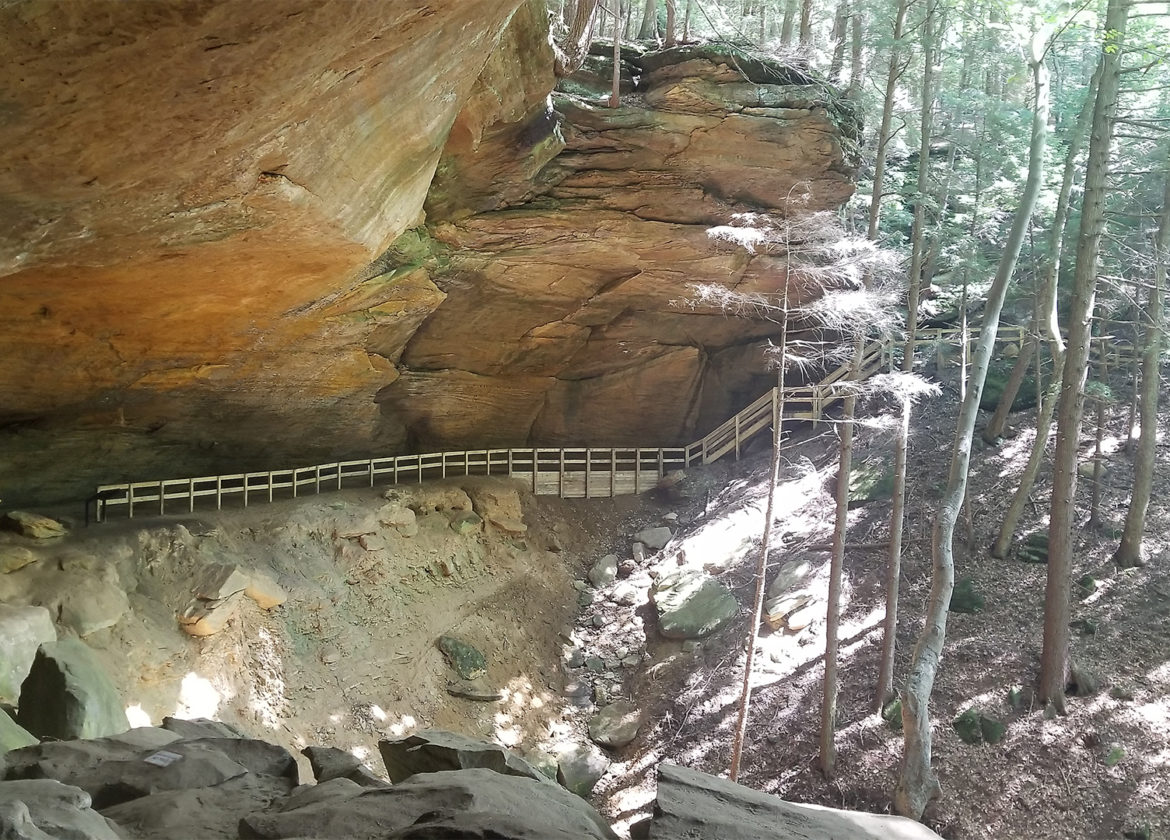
532,449,538,494
658,448,664,478
558,450,565,498
268,471,274,503
611,450,616,497
585,449,591,499
216,477,222,509
635,448,642,493
189,478,195,511
159,481,165,516
369,460,374,487
336,463,343,490
243,476,249,507
315,465,321,495
293,470,298,498
128,485,135,519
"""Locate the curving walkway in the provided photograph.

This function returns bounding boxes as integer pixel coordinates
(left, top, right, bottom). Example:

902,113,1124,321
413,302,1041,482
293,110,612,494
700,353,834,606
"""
92,325,1040,521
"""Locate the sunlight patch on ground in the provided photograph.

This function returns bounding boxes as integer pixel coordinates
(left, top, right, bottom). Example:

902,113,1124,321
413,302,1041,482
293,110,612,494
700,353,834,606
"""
174,671,229,719
124,703,152,728
387,713,418,737
493,676,557,748
248,627,288,729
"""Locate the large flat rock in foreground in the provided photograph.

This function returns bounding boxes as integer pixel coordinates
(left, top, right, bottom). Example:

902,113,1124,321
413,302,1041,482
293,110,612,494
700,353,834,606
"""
649,763,941,840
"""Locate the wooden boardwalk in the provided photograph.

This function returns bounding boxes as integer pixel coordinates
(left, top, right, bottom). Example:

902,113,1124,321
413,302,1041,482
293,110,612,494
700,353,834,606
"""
90,325,1042,521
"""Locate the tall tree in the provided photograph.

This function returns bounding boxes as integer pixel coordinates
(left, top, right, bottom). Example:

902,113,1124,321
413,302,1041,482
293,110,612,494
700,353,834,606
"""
638,0,659,39
1112,157,1168,566
990,64,1100,558
867,0,911,241
554,0,599,76
1038,0,1129,713
896,27,1051,819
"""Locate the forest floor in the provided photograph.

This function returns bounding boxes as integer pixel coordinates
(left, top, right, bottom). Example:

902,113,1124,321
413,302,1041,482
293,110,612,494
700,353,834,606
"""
7,363,1166,840
578,365,1170,840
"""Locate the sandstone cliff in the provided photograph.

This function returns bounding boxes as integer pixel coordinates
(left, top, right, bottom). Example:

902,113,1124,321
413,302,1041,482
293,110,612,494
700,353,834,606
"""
0,1,859,504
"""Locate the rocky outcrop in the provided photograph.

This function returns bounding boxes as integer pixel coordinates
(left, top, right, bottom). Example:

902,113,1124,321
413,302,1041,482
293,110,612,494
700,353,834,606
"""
0,728,942,840
2,1,860,504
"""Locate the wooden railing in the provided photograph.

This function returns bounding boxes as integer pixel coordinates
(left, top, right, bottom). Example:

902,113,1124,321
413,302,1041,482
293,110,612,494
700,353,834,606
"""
91,325,1035,521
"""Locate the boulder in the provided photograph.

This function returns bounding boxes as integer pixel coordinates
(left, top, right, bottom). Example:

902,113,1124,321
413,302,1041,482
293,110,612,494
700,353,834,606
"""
556,743,611,798
0,604,56,703
948,577,984,614
178,591,244,637
378,503,419,537
952,708,1006,746
588,555,619,588
0,545,40,574
244,572,287,610
1017,532,1048,564
765,560,813,601
587,702,642,749
3,728,181,785
377,730,547,785
278,777,365,813
191,564,251,601
58,574,130,638
160,716,246,740
462,480,527,534
0,779,122,840
302,745,387,788
647,762,942,839
449,511,483,535
0,708,37,752
651,570,738,639
101,773,295,840
16,639,127,741
241,767,617,840
1,512,66,540
436,636,487,680
634,527,673,552
763,594,813,631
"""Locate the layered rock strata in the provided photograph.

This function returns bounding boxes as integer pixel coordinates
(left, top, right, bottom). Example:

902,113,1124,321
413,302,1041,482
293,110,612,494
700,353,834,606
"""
1,0,859,504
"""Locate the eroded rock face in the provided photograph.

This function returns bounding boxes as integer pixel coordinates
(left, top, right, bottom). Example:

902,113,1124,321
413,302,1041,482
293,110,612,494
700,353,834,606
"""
2,1,859,504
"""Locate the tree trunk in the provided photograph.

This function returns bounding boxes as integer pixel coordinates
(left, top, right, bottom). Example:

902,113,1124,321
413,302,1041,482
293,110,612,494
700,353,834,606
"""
799,0,813,46
664,0,676,45
781,0,797,46
682,0,691,41
1038,0,1127,713
820,376,857,778
828,2,849,81
729,298,791,781
610,2,623,108
638,0,658,40
983,334,1036,442
554,0,599,77
903,0,938,369
1113,164,1169,567
867,0,909,242
848,10,863,94
990,64,1098,557
896,40,1050,820
875,395,910,710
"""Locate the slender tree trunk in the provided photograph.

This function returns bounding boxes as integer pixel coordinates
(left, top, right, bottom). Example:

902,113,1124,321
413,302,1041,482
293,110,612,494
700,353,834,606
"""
638,0,658,40
848,11,863,94
821,371,857,778
729,295,791,781
610,2,623,108
682,0,691,40
1113,164,1169,566
828,2,849,81
1039,0,1127,713
903,0,938,369
896,41,1050,820
867,0,910,242
983,335,1037,442
799,0,814,45
990,66,1098,557
664,0,676,45
875,395,910,710
781,0,797,45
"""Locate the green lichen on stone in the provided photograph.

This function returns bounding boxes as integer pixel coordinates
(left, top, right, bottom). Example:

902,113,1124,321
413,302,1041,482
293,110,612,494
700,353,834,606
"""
849,460,894,505
881,698,903,731
1017,532,1049,564
949,577,985,614
1104,744,1126,767
437,635,487,680
954,708,1005,745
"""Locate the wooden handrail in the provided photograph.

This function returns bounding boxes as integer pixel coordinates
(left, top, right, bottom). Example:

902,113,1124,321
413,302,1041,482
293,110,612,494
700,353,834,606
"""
92,326,1033,520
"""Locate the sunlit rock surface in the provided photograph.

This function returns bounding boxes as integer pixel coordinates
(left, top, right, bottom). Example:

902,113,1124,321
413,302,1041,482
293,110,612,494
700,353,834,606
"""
0,0,859,504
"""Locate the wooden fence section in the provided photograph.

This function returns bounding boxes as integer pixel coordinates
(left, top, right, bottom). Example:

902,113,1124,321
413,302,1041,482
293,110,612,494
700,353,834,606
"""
91,325,1039,521
94,447,690,521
